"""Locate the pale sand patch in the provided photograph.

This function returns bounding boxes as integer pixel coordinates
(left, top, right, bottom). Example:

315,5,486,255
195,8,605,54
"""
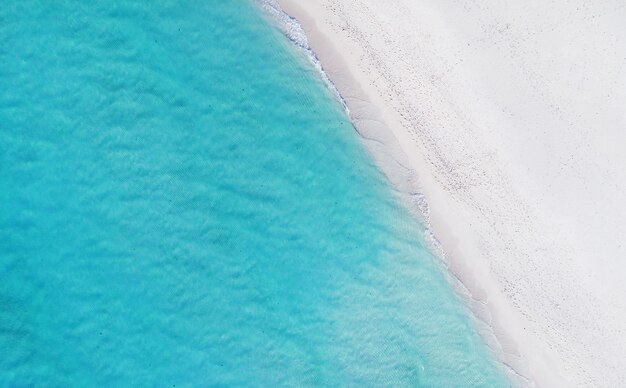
273,0,626,386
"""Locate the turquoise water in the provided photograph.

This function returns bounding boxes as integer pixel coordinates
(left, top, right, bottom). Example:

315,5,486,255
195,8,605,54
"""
0,1,506,386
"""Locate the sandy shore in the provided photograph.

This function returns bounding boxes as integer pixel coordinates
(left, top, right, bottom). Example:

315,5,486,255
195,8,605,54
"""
271,0,626,386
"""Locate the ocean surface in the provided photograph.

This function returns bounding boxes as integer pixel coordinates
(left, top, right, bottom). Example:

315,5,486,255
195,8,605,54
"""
0,1,506,386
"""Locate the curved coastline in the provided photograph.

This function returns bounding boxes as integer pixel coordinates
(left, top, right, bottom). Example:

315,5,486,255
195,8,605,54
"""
254,0,531,386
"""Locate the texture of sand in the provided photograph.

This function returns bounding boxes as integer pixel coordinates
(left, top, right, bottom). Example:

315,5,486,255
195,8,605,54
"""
273,0,626,386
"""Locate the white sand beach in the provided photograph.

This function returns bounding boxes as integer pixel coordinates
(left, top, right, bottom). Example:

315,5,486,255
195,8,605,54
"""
274,0,626,386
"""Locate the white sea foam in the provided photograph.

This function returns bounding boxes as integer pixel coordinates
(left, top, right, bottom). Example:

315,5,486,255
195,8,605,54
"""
254,0,348,114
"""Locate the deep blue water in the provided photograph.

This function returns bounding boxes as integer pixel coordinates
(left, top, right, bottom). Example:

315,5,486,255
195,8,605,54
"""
0,1,506,386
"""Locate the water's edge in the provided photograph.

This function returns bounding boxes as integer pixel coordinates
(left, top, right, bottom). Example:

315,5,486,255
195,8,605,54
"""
253,1,528,385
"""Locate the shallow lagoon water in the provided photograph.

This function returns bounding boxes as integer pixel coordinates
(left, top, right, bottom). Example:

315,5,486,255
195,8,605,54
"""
0,1,506,386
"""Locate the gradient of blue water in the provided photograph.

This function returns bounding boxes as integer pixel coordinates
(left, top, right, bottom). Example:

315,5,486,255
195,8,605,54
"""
0,1,506,386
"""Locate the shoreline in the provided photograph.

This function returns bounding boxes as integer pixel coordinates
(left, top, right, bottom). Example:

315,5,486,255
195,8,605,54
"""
263,0,626,386
260,1,533,385
257,0,533,385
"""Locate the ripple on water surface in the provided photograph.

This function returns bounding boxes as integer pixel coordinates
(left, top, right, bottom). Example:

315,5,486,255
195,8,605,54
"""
0,1,506,386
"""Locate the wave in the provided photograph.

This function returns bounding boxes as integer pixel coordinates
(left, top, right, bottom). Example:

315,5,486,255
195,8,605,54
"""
254,0,349,113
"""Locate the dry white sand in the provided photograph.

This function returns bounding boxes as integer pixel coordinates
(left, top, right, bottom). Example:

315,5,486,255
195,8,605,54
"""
272,0,626,386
